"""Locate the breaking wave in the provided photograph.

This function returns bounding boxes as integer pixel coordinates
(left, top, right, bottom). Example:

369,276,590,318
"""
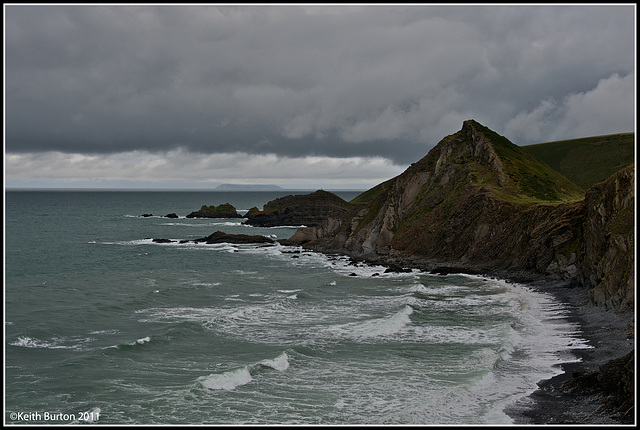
197,351,290,391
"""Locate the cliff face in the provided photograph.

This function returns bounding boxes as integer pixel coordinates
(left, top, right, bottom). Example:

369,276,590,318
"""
578,164,635,310
286,120,634,312
290,121,583,266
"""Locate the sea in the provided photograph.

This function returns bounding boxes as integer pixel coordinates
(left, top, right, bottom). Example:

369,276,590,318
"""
4,190,593,425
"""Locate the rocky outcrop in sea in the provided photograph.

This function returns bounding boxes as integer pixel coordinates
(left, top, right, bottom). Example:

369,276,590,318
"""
151,231,275,245
243,189,357,227
186,203,243,219
193,231,275,245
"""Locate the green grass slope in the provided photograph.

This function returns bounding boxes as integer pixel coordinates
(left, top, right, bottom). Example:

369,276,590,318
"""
522,133,635,191
469,122,585,204
349,178,393,205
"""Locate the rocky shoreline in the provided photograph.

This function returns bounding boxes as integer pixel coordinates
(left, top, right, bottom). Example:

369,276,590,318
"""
302,251,636,425
416,266,634,425
498,275,634,425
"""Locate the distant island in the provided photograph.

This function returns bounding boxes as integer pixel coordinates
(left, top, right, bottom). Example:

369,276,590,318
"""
215,183,284,191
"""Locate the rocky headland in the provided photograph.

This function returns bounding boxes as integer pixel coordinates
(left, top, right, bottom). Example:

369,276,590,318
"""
269,120,634,424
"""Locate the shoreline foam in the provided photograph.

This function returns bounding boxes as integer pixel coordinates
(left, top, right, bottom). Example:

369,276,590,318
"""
316,251,635,424
503,277,635,424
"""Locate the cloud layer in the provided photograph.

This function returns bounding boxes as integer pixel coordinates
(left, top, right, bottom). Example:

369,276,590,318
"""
4,5,636,188
5,150,403,189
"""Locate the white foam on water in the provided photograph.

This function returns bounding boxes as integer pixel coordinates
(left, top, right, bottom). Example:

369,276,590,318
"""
198,366,253,391
259,352,290,371
198,352,290,391
11,336,57,349
242,224,307,229
190,282,222,288
330,304,414,340
160,221,243,227
104,335,153,350
138,279,420,348
405,282,472,297
135,336,151,345
10,335,94,350
230,269,258,275
88,329,119,335
440,276,593,423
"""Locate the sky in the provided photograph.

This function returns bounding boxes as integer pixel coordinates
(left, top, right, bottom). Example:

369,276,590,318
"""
4,4,636,190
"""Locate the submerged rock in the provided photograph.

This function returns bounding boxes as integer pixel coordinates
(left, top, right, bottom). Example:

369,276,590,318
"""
383,265,413,274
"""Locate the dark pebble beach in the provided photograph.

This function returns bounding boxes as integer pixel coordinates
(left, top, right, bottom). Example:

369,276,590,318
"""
504,278,635,425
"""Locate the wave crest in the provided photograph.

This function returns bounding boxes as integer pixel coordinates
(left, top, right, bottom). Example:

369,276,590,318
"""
198,352,290,391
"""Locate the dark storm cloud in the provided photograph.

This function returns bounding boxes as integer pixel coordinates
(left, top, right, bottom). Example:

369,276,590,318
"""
5,5,636,165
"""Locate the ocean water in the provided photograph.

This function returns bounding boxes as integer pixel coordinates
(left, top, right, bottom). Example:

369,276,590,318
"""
4,190,592,425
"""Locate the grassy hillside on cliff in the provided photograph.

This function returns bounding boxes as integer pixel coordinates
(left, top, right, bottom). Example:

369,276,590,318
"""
352,126,630,206
522,133,635,191
470,122,585,204
349,178,393,205
384,120,585,259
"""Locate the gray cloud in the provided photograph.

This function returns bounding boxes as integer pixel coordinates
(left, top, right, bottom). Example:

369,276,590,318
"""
5,150,406,190
5,4,636,168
